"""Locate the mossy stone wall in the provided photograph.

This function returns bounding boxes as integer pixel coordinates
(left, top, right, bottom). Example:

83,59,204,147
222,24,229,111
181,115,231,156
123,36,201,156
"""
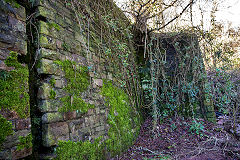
0,0,32,159
31,0,141,159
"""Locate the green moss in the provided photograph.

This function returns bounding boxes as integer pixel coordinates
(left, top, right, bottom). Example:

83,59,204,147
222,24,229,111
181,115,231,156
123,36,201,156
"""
4,0,20,8
54,81,140,159
54,60,94,113
55,137,103,160
0,51,30,118
50,77,56,87
47,22,61,31
100,80,140,156
0,114,13,148
62,42,70,51
49,89,56,99
17,133,33,151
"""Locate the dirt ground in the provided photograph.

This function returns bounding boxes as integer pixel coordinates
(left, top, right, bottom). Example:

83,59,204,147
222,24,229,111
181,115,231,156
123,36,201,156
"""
113,116,240,160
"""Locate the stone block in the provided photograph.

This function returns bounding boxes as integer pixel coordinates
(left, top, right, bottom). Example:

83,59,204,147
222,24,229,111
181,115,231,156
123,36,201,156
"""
100,109,105,114
37,59,63,75
0,149,11,160
85,116,96,127
38,48,63,60
38,100,60,112
0,109,19,120
54,78,65,88
87,108,95,116
95,107,100,114
89,72,95,77
107,72,113,80
37,83,51,100
0,1,26,22
42,112,64,124
37,58,63,76
63,111,76,120
2,130,30,149
38,34,57,51
64,54,87,66
96,126,105,132
93,79,103,88
68,119,86,141
10,5,26,22
42,122,69,147
15,118,31,130
36,6,56,21
8,16,25,33
11,147,32,160
0,49,10,60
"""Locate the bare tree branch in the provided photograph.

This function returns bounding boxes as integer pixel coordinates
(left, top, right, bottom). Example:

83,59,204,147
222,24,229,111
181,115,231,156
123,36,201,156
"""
149,0,194,33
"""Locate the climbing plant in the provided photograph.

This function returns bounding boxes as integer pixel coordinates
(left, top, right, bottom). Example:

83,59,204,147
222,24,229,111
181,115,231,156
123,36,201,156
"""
52,0,142,158
140,32,213,129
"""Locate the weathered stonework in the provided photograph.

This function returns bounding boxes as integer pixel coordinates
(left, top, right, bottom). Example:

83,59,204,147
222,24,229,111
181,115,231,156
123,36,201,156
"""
0,0,216,159
0,1,32,159
30,0,141,159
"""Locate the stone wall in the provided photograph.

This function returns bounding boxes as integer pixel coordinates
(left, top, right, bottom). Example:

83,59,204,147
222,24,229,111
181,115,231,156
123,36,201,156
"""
30,0,141,159
0,0,32,159
0,0,141,159
0,0,216,159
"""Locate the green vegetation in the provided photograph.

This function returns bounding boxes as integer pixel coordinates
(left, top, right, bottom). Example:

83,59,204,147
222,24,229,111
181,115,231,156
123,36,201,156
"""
188,119,205,137
0,114,13,147
62,42,70,51
17,133,33,151
4,0,20,8
101,80,140,156
54,60,94,113
55,80,140,159
0,51,30,118
55,137,103,160
50,77,56,87
49,89,56,99
47,22,61,31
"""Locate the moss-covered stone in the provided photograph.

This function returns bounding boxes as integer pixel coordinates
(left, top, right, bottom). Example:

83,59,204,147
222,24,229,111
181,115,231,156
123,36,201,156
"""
38,100,60,112
54,80,140,159
37,59,63,75
16,133,32,151
55,137,104,160
54,60,94,113
42,122,69,147
0,114,13,148
42,112,64,124
100,80,140,156
0,51,30,118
